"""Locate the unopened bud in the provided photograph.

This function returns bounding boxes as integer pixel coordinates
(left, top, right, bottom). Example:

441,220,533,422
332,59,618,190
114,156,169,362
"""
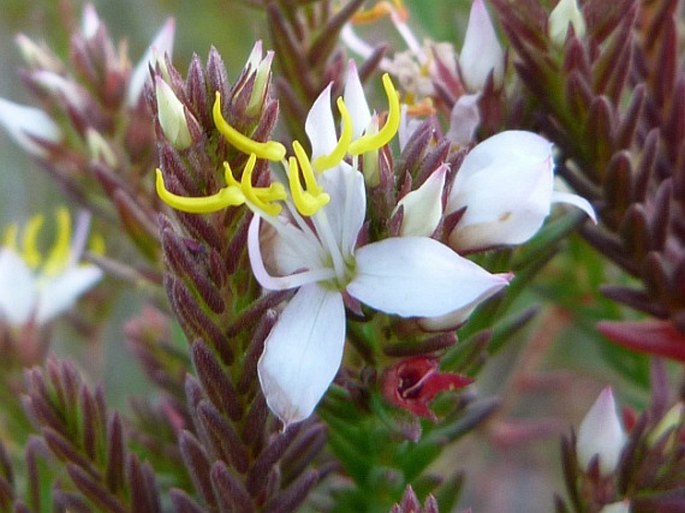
459,0,505,92
395,164,447,237
86,129,118,167
15,34,63,73
155,78,192,149
548,0,586,47
128,18,176,106
576,387,626,476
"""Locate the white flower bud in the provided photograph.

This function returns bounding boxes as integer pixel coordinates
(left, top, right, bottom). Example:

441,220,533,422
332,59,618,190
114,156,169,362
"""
155,78,192,150
648,402,684,446
395,164,447,237
459,0,505,92
548,0,587,48
576,387,626,476
446,130,595,252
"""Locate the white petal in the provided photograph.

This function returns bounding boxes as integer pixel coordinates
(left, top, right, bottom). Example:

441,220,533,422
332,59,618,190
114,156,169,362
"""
447,130,555,250
0,98,61,157
419,276,510,331
576,387,626,476
343,60,371,139
247,215,334,290
127,18,176,106
548,0,586,47
258,284,345,427
0,249,38,325
459,0,505,92
305,83,338,161
551,190,597,223
35,265,103,324
347,237,510,317
396,163,447,237
445,93,481,147
398,105,423,152
317,162,366,258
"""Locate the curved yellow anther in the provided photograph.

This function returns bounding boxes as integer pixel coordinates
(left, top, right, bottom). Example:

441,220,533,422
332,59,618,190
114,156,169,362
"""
238,154,285,217
312,97,353,173
212,92,286,161
287,156,330,217
43,208,72,276
22,214,44,269
156,168,245,213
348,73,401,156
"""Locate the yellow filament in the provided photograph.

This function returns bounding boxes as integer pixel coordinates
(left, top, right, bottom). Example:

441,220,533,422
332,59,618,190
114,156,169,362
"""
287,156,330,217
352,0,408,24
312,97,353,173
348,73,401,155
293,141,325,196
3,223,18,252
155,168,245,213
238,154,285,217
43,208,72,276
21,214,44,269
212,92,286,161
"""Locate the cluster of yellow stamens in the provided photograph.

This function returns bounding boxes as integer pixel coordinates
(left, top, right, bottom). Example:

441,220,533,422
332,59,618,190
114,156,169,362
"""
156,73,401,219
3,208,78,276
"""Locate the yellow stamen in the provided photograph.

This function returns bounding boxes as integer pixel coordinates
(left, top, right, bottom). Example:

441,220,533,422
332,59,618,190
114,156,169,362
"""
22,214,44,269
293,141,325,196
2,223,18,252
212,92,286,161
287,156,330,217
312,97,353,173
352,0,408,24
237,154,286,217
156,168,245,213
43,208,72,276
348,73,401,155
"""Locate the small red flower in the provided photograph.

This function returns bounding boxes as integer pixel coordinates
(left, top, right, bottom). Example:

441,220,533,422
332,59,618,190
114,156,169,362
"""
381,356,474,419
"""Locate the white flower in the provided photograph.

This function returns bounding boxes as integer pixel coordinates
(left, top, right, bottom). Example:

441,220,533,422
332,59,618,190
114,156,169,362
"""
0,209,103,326
127,18,175,106
0,97,62,158
446,130,596,252
459,0,505,92
576,386,627,476
248,70,511,427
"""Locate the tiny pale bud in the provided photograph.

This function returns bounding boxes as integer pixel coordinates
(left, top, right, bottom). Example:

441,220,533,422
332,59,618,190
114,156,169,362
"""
599,501,631,513
576,387,626,476
548,0,586,47
395,164,447,237
459,0,505,92
155,79,192,149
15,34,63,72
86,129,118,167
